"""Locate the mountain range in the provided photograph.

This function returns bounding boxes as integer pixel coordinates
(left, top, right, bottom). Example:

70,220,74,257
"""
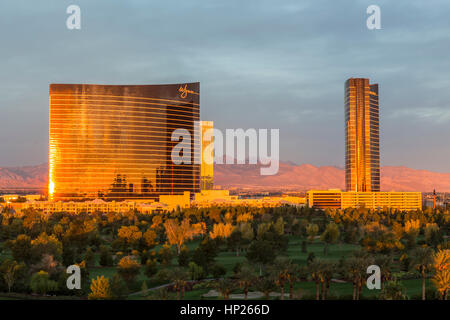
214,162,450,192
0,162,449,193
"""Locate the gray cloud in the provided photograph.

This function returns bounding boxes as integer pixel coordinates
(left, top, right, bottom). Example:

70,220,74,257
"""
0,0,449,172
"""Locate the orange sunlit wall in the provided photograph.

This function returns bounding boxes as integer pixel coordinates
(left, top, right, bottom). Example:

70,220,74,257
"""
345,78,380,192
200,121,214,190
49,83,200,201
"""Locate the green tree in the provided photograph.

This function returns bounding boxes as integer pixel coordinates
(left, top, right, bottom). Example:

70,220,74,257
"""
374,254,393,290
84,247,95,268
7,234,32,264
141,281,149,297
320,223,340,256
188,262,205,281
344,256,368,300
424,224,443,248
273,217,284,236
157,245,174,266
215,278,236,300
411,247,434,300
99,245,113,266
246,240,276,276
62,244,76,266
308,260,323,300
0,260,25,292
178,246,190,267
210,264,227,279
236,264,256,300
170,267,190,300
379,279,407,300
144,258,158,279
110,273,129,299
306,224,319,243
30,271,58,295
255,277,276,300
227,230,243,256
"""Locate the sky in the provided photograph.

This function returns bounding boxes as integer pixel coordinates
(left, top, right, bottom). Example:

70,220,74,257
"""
0,0,449,172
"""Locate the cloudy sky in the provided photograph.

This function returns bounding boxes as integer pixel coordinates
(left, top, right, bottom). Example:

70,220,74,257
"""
0,0,449,172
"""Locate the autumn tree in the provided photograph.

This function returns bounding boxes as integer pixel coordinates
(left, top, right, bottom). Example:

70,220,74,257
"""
89,276,111,300
210,223,234,240
117,225,142,251
31,232,63,263
403,219,420,249
143,228,157,249
117,256,141,285
164,218,205,254
432,249,450,300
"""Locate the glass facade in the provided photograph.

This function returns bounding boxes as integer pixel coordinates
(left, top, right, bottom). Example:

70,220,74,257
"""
49,83,200,201
345,78,380,192
200,121,214,190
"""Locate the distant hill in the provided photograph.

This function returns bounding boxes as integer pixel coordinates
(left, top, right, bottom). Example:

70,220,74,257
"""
0,163,48,192
0,162,449,193
214,162,450,192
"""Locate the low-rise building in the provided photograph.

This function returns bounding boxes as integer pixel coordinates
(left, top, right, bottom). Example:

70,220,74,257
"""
307,190,422,211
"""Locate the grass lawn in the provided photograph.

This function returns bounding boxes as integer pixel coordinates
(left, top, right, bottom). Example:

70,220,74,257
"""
117,237,435,300
0,234,432,300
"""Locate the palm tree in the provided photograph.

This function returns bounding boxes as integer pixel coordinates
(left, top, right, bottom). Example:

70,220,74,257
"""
255,277,276,300
236,264,256,300
294,265,308,299
411,247,434,300
379,279,407,300
270,258,293,300
346,251,374,300
285,263,302,299
215,278,236,300
374,254,393,291
308,260,323,300
169,267,189,300
345,257,365,300
321,261,335,300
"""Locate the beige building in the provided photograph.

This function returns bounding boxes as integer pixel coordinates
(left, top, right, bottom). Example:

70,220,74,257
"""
307,189,422,211
192,190,306,208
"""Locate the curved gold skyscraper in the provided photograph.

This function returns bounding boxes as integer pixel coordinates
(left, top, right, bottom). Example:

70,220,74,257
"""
345,78,380,192
49,83,200,200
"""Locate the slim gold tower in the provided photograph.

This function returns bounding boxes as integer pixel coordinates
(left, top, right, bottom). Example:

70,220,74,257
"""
345,78,380,192
200,121,214,190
